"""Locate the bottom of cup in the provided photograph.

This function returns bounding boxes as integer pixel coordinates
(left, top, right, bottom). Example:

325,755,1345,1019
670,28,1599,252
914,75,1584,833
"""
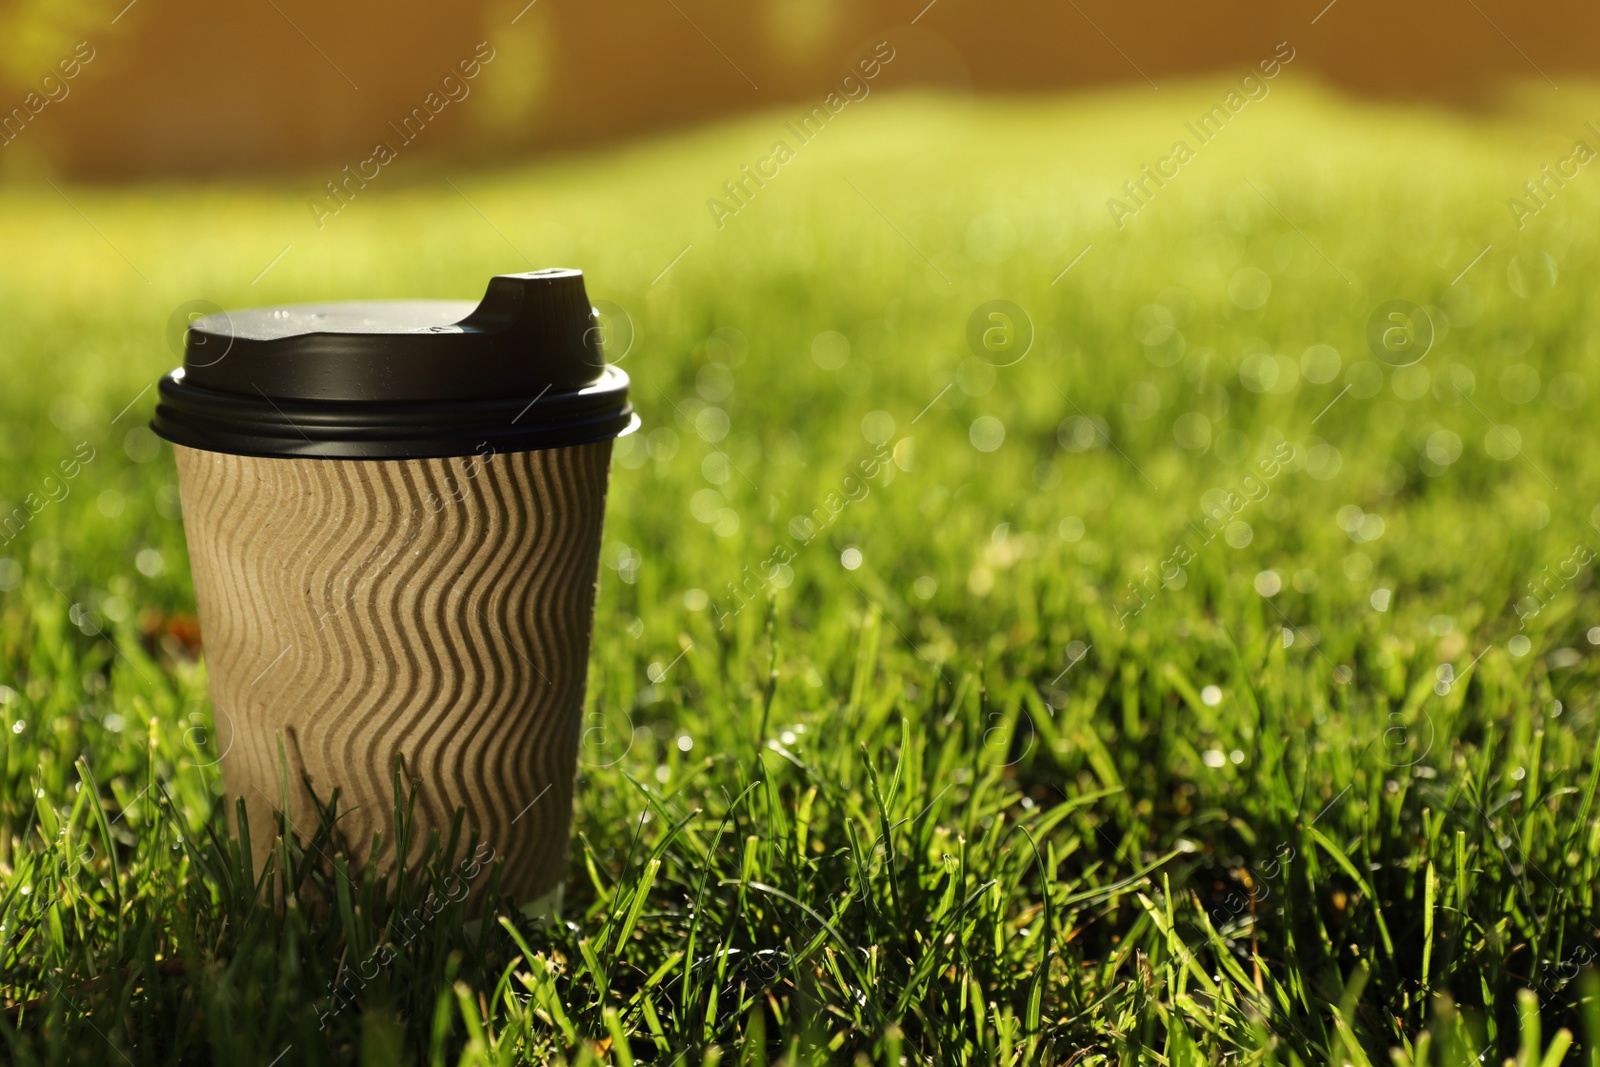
462,885,564,942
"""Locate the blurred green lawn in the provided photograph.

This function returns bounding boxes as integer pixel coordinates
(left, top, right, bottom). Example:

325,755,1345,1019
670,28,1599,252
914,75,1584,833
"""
3,82,1600,1064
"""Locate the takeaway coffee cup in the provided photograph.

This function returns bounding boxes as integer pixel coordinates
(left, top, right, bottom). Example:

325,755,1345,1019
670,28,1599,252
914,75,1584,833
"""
152,270,635,918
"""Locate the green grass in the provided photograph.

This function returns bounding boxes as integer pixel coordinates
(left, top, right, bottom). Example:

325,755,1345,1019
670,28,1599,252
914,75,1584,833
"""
5,79,1600,1064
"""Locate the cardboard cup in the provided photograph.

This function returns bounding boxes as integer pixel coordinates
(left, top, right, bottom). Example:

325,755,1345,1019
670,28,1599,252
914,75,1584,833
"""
174,439,613,915
155,271,634,918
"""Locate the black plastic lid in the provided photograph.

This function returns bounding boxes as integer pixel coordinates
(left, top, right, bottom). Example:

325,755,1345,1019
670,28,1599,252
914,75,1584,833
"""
151,269,635,460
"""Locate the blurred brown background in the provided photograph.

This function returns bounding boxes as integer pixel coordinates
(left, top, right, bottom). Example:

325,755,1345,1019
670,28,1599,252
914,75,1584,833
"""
0,0,1591,180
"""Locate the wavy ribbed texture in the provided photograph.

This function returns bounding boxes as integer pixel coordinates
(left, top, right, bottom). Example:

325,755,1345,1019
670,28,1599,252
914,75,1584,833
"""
173,442,613,912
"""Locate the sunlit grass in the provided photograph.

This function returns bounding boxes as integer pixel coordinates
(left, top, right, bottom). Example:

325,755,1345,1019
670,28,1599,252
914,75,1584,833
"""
3,81,1600,1064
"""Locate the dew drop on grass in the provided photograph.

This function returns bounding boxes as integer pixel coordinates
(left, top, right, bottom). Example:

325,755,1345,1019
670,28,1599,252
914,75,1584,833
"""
1301,344,1341,384
615,434,649,469
701,453,730,485
1228,268,1271,310
695,363,734,402
1508,635,1532,657
1498,364,1541,403
1424,430,1461,467
957,359,997,397
1214,429,1249,464
1133,304,1174,345
1173,412,1211,450
811,331,849,369
1202,750,1227,768
1125,381,1161,420
969,416,1005,452
647,428,680,462
1306,443,1342,480
1484,425,1522,461
1392,365,1431,401
124,427,161,463
1347,361,1384,398
1547,371,1586,410
1201,685,1222,706
861,410,895,444
695,407,730,443
690,489,721,523
1239,353,1279,392
968,567,995,596
1058,415,1105,452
